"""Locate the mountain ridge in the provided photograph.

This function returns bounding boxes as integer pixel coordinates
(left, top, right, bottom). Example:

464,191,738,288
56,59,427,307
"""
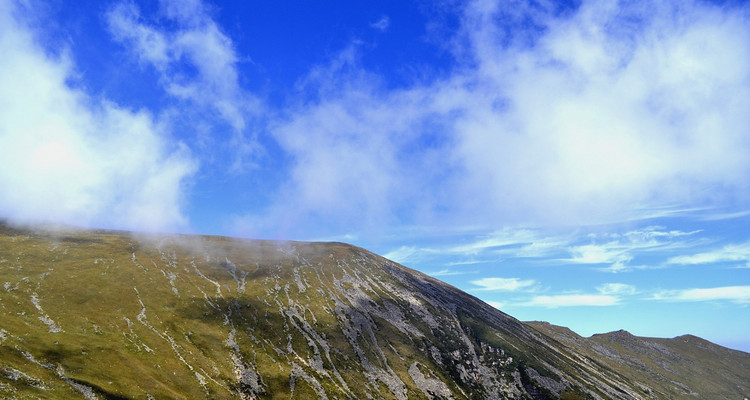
0,223,748,399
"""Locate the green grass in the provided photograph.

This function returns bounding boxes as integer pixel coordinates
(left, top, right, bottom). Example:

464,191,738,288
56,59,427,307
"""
2,223,748,399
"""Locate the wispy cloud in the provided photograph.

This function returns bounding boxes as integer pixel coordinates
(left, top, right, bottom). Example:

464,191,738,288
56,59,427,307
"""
370,16,390,32
667,242,750,267
0,1,195,232
652,286,750,304
381,224,714,279
568,244,632,265
448,228,547,255
697,209,750,221
597,283,637,296
383,246,421,263
521,294,620,308
470,277,536,292
427,269,467,277
386,227,565,262
485,300,504,309
106,0,261,168
500,283,750,309
564,227,702,272
514,283,636,308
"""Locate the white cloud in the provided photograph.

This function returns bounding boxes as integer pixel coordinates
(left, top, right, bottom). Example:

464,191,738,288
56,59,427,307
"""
448,228,542,255
698,209,750,221
470,277,536,292
565,227,701,272
385,227,565,262
383,246,419,263
667,242,750,267
516,279,637,308
426,269,466,277
370,16,390,32
253,0,750,237
0,2,195,231
568,244,632,265
451,0,750,225
522,294,620,308
502,283,636,309
597,283,637,296
106,0,261,168
376,225,704,276
254,57,447,237
485,300,504,309
652,286,750,304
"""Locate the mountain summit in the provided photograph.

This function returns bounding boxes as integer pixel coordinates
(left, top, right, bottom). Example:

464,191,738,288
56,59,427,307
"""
0,224,748,399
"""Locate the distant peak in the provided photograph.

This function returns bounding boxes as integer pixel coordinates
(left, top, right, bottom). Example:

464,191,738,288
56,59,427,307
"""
591,329,634,340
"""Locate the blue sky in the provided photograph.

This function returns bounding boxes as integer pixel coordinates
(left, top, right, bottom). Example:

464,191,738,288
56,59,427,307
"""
1,0,749,352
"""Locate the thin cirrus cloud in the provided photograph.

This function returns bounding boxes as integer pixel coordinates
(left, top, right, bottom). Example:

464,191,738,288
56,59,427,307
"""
652,286,750,304
470,277,537,292
509,283,634,308
384,226,703,275
667,242,750,267
521,294,621,308
384,228,558,264
597,283,637,296
488,283,750,309
447,228,547,255
426,269,467,277
492,282,750,309
562,227,703,272
0,1,195,232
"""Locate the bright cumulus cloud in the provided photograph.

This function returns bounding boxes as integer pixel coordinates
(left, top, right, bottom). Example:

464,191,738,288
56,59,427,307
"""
1,0,749,351
255,0,750,233
0,1,194,231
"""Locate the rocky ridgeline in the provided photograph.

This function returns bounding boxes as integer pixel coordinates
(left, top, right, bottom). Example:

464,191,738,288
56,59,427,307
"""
0,225,748,399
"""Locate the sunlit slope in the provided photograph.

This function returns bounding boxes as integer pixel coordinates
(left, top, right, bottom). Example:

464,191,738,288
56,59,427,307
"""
1,224,747,399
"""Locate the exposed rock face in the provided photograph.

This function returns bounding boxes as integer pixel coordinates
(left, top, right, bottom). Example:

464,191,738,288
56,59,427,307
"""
0,224,748,399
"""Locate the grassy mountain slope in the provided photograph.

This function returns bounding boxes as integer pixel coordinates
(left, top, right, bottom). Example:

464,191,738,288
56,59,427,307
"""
0,224,747,399
527,322,750,399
